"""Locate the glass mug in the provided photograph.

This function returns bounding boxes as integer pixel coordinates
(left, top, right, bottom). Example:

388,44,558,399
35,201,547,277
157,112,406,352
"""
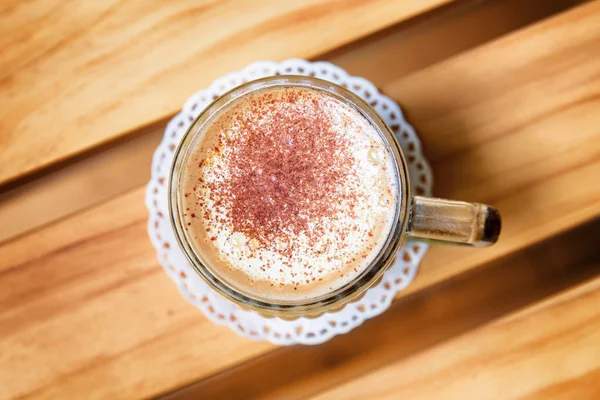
169,76,500,319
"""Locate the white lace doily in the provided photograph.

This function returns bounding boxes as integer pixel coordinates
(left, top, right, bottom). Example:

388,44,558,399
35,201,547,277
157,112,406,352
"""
145,59,433,345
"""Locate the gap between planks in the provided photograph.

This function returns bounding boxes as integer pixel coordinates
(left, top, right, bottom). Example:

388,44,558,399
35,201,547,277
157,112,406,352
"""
310,262,600,399
160,219,600,399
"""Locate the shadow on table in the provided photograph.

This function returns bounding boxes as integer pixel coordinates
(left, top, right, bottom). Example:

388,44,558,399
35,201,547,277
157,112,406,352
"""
162,219,600,400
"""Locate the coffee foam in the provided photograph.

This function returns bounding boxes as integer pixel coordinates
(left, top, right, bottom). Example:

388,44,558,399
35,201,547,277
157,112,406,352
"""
181,86,398,301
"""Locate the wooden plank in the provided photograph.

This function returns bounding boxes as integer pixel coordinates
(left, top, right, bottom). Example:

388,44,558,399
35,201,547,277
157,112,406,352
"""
163,220,600,399
311,262,600,400
326,0,588,87
0,0,452,186
383,0,600,293
0,0,586,243
0,189,274,400
2,2,600,398
0,121,165,243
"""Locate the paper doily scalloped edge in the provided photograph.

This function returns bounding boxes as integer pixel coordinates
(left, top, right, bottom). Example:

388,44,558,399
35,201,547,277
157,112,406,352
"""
145,59,433,345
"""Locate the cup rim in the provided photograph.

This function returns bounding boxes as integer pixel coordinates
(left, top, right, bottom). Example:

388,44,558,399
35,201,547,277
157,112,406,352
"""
168,75,411,318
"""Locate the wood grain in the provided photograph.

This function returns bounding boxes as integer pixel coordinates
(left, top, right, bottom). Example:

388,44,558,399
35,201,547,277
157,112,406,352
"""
0,0,452,186
0,120,166,243
1,1,600,399
0,0,586,243
384,0,600,294
162,220,600,399
312,265,600,400
325,0,588,88
0,189,273,400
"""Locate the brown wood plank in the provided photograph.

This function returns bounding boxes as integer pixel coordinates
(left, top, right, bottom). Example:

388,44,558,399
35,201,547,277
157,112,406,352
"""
0,0,586,243
0,189,274,400
312,259,600,400
0,0,452,186
384,0,600,294
0,121,165,243
1,1,600,398
162,220,600,400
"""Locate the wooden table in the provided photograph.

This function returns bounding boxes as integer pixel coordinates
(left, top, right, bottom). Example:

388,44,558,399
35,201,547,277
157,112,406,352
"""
1,0,599,398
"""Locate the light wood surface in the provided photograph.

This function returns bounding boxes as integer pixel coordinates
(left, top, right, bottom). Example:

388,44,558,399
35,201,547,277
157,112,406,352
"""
386,0,600,294
0,122,165,243
1,0,599,399
2,3,600,396
0,0,585,244
313,267,600,400
0,189,273,400
0,0,579,242
0,0,451,186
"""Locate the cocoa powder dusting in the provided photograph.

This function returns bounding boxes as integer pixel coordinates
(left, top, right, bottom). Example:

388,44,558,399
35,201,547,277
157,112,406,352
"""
221,91,357,250
181,86,397,296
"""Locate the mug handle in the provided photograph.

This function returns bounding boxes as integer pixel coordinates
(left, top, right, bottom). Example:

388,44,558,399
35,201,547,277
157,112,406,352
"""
406,196,501,247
